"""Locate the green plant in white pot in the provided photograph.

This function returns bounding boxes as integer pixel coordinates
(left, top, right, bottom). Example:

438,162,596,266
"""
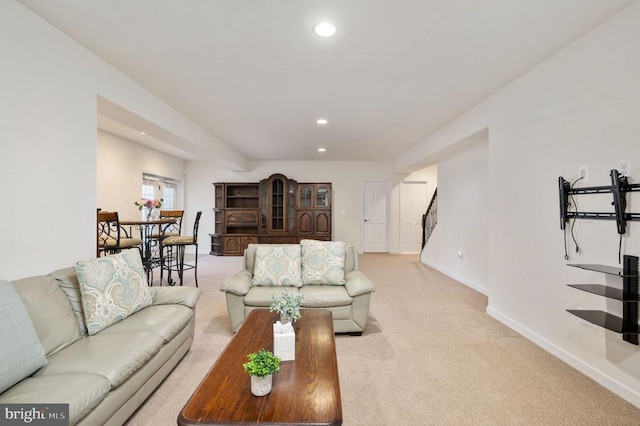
243,349,281,396
270,290,304,324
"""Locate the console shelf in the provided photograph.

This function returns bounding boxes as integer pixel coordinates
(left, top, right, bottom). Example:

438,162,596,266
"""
567,284,627,301
567,263,638,277
566,255,639,345
567,310,640,335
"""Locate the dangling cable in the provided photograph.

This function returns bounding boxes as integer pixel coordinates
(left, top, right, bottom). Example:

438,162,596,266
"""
618,233,623,264
570,213,579,254
569,176,584,255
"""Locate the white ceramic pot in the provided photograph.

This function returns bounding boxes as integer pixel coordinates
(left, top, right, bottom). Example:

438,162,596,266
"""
250,374,272,396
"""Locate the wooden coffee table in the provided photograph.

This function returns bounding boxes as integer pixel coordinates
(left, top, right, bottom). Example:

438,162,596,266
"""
178,309,342,425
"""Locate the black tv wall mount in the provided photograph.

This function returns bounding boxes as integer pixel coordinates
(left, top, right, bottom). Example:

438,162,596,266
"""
559,169,640,235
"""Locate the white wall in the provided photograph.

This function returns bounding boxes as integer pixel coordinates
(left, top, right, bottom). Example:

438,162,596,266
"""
408,3,640,407
422,142,488,294
185,160,396,255
486,5,640,405
97,130,185,218
0,2,97,278
0,2,239,279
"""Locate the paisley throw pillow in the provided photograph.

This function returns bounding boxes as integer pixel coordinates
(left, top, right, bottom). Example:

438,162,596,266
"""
300,240,346,285
74,249,153,335
251,245,303,287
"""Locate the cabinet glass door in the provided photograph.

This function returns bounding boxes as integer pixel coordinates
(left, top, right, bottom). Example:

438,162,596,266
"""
316,187,329,207
271,178,285,230
299,187,312,208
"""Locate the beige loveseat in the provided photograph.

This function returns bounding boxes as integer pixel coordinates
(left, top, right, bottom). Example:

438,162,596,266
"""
221,241,374,334
0,250,201,425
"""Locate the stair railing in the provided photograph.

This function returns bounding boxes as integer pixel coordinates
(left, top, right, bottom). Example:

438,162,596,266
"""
421,188,438,251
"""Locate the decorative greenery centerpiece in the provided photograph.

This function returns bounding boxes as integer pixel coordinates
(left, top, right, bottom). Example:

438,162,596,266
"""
243,349,281,377
270,290,304,323
243,349,281,396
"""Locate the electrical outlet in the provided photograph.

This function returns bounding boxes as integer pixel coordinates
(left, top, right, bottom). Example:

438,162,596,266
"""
578,166,588,182
618,159,631,177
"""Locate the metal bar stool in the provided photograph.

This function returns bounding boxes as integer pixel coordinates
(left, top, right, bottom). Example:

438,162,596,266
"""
160,211,202,287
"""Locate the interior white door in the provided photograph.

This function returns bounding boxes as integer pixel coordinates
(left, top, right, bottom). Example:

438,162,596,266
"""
363,180,391,252
400,182,428,253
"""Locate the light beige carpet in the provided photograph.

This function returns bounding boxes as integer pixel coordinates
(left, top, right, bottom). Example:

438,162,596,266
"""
126,253,640,425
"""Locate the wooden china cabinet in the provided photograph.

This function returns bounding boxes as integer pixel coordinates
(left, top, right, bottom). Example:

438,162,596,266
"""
210,173,332,255
296,183,331,238
211,182,259,255
258,174,297,243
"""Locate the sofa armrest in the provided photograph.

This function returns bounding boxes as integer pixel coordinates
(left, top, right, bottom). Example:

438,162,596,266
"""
220,271,252,296
344,270,375,297
151,287,201,308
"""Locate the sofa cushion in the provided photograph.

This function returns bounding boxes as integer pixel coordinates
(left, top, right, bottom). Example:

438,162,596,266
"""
34,330,163,389
150,286,202,308
251,245,303,287
299,285,353,307
0,373,110,425
244,287,300,307
74,249,153,335
11,275,81,357
0,280,47,394
99,304,193,343
300,240,346,285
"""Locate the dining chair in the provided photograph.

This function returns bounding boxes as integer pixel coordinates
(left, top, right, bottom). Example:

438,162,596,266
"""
150,210,184,239
96,211,143,257
160,211,202,287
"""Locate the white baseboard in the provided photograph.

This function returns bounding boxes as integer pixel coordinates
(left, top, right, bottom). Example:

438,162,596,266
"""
423,259,488,295
487,306,640,409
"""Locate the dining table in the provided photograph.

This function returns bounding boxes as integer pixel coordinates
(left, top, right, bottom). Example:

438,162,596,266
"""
120,217,176,285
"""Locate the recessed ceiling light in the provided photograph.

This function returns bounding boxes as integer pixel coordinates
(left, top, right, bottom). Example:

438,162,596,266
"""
141,131,146,135
318,148,326,152
313,22,336,37
316,118,328,125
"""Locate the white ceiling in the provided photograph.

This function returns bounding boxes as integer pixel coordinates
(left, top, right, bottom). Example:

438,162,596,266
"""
18,0,634,163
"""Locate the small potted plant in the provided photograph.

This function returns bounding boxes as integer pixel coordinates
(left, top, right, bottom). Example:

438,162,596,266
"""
243,349,281,396
270,290,304,324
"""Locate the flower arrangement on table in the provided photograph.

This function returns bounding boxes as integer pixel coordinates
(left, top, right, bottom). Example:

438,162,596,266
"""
134,198,163,220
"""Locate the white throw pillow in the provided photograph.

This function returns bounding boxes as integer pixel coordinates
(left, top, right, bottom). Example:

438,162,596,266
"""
300,240,346,285
0,279,47,394
74,249,153,335
251,245,303,287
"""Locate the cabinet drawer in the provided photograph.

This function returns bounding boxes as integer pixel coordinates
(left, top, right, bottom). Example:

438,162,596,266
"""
223,236,258,255
258,236,296,244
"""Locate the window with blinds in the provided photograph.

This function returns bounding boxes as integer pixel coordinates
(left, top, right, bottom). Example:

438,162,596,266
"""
141,173,179,210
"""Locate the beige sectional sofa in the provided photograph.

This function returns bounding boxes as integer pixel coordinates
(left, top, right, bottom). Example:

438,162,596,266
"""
0,250,200,426
221,241,374,334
